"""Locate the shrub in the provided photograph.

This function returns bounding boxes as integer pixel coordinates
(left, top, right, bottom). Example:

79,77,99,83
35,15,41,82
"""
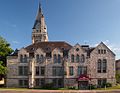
89,84,97,89
68,86,76,89
41,83,53,89
105,83,112,87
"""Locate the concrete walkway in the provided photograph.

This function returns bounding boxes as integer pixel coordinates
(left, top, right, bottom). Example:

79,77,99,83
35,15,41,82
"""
1,89,120,93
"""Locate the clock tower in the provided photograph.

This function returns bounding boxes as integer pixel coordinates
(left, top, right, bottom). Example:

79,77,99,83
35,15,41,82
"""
32,3,48,43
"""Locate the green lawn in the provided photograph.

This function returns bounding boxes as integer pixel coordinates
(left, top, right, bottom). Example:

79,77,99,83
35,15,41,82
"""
0,85,120,90
0,88,28,90
95,85,120,90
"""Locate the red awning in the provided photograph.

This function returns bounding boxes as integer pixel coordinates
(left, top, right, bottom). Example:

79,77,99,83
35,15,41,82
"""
77,74,90,81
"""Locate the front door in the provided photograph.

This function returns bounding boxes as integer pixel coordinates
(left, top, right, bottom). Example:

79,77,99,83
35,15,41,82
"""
78,81,88,90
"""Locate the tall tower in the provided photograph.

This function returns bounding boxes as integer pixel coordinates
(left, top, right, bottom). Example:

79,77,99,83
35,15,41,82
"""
32,3,48,43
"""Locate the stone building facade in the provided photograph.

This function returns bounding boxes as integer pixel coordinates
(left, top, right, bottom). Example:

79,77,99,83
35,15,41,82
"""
6,3,116,89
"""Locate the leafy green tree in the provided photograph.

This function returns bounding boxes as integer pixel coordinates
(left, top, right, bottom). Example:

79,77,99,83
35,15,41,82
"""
116,72,120,84
0,36,13,66
0,61,7,76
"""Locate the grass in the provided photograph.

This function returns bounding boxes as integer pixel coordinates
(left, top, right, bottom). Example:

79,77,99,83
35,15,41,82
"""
0,87,29,90
0,85,120,90
95,84,120,90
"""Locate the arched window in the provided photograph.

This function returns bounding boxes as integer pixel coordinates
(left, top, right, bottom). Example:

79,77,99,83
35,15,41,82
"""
103,59,107,73
58,54,61,63
20,55,23,62
81,54,85,62
53,54,57,63
40,55,44,63
36,54,39,62
97,59,102,73
71,54,74,62
76,54,80,62
24,55,27,63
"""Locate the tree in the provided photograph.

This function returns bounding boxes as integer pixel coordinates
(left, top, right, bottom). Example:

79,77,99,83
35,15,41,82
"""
116,72,120,84
0,36,13,66
0,61,7,77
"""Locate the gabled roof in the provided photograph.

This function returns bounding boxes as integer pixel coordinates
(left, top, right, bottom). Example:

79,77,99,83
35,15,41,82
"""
91,42,115,56
101,42,115,56
25,41,72,53
10,49,19,56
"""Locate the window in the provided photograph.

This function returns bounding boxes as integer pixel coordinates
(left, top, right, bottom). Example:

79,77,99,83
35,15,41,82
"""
20,55,23,62
19,66,23,75
24,55,27,62
53,66,63,76
104,50,106,54
36,54,39,62
41,67,45,76
98,49,106,54
98,50,100,54
40,55,44,62
35,66,39,76
35,78,45,87
97,59,102,73
83,67,87,74
53,78,63,88
103,59,107,73
53,54,57,63
58,54,61,63
69,66,74,76
101,49,103,54
81,54,85,62
76,48,79,51
97,79,107,87
19,66,28,76
24,66,28,75
76,54,80,62
40,78,45,85
78,66,82,75
71,54,74,62
19,80,28,87
97,59,107,73
78,66,87,75
46,52,51,58
35,78,40,86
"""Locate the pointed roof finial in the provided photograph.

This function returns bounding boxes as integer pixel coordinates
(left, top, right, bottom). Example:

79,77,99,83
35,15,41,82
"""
39,0,41,12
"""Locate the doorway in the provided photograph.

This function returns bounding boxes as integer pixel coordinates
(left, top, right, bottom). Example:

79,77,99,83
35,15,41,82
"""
78,81,88,90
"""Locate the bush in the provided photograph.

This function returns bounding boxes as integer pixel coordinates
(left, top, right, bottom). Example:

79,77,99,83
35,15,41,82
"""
89,84,97,89
68,86,76,89
104,83,112,87
41,83,53,89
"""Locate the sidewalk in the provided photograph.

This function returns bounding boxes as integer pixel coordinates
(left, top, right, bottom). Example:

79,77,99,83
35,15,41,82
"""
1,89,120,93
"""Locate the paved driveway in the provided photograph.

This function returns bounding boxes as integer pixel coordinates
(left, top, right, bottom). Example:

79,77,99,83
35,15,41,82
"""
1,89,120,93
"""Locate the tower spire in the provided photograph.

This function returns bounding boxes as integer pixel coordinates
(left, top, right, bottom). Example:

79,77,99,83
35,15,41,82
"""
32,1,48,43
39,0,41,12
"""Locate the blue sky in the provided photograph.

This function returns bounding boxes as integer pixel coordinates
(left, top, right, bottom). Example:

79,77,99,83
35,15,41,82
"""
0,0,120,59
